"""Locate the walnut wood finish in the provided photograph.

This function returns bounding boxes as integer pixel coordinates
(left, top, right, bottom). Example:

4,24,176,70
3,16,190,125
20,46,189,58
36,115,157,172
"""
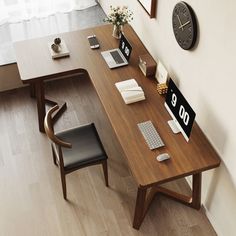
30,80,67,128
133,173,202,229
14,24,221,229
0,79,218,235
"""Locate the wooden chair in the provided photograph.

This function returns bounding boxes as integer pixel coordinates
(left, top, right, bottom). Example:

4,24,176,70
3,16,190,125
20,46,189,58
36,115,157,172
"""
44,105,108,200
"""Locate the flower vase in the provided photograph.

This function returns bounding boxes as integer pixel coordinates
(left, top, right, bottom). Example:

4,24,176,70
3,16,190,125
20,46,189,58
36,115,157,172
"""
112,25,123,39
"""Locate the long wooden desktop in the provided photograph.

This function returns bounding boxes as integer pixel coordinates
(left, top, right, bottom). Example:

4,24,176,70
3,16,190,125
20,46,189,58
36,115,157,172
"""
14,24,221,229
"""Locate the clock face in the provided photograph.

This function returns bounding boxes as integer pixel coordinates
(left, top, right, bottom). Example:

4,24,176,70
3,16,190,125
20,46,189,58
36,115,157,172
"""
172,2,197,50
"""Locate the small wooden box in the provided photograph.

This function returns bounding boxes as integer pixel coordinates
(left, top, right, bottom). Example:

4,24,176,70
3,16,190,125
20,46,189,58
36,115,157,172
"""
139,54,157,78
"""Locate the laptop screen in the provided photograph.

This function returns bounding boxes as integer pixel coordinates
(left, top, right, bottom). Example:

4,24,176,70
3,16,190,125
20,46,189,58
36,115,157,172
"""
119,34,132,62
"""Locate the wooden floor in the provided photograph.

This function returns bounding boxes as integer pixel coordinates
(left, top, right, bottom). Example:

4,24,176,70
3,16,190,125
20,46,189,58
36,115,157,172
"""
0,76,216,236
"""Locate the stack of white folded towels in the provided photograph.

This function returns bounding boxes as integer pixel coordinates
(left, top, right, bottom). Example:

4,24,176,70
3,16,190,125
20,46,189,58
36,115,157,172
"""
115,79,145,104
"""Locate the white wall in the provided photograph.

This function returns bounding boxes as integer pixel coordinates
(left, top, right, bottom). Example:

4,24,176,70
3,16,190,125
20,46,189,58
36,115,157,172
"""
100,0,236,235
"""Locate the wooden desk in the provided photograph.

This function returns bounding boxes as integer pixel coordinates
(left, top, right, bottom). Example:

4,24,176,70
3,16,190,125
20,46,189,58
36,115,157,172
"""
14,24,221,229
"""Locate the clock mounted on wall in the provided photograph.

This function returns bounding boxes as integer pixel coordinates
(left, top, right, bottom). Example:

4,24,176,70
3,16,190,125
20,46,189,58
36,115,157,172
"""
172,2,197,50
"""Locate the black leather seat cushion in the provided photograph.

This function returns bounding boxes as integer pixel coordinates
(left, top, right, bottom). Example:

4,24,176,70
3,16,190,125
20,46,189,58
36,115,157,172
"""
56,124,107,171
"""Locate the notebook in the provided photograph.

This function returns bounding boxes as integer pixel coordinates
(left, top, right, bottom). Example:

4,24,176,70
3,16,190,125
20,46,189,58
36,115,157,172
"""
101,33,132,69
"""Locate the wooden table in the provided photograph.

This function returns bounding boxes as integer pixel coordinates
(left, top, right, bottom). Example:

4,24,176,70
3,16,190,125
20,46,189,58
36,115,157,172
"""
14,24,221,229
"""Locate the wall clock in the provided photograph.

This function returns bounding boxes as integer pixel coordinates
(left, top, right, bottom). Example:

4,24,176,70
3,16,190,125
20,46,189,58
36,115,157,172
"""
172,2,197,50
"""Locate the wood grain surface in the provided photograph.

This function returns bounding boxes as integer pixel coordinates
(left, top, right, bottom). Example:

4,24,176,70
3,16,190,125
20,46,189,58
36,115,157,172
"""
0,77,217,235
14,24,221,188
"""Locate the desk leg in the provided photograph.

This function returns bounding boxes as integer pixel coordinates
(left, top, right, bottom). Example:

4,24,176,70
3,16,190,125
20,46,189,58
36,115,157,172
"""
133,187,147,230
33,81,67,132
45,96,67,124
154,173,202,210
191,173,202,209
30,83,36,98
35,81,46,132
132,173,202,230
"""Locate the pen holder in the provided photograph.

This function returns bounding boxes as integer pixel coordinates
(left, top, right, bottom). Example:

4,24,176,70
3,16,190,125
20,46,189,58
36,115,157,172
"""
157,83,168,95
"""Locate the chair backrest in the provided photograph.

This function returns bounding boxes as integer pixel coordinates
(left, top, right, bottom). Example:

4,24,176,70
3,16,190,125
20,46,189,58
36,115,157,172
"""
44,105,72,148
44,105,73,168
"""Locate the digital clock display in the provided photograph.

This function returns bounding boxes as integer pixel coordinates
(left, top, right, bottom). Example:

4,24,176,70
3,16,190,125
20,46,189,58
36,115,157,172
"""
165,79,196,139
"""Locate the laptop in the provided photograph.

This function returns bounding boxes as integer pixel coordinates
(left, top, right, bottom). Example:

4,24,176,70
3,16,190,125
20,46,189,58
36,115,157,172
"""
101,33,132,69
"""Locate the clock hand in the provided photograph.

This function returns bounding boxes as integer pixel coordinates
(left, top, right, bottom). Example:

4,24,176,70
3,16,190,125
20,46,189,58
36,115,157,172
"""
177,15,183,31
179,20,190,29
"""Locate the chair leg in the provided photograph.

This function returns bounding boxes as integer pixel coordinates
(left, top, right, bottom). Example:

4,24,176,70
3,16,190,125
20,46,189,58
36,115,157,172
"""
102,160,109,187
51,145,58,166
60,171,67,200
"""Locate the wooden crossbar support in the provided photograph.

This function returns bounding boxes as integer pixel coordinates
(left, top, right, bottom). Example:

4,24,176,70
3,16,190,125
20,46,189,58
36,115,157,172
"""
133,173,202,229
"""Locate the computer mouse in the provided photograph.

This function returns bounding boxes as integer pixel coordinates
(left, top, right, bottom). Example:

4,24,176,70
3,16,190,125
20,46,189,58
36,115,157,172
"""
156,153,170,162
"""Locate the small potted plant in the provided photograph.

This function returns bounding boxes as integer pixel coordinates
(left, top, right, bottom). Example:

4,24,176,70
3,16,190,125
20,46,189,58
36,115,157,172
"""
104,6,133,39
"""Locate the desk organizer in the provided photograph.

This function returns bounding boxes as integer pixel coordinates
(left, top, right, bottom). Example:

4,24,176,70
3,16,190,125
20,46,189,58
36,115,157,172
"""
157,83,168,95
139,54,157,78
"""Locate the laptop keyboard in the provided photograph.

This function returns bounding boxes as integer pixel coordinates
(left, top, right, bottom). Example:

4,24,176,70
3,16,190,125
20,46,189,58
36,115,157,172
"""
110,51,124,64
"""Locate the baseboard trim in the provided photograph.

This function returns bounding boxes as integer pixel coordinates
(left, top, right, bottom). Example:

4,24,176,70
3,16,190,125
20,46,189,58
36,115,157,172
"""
185,176,220,236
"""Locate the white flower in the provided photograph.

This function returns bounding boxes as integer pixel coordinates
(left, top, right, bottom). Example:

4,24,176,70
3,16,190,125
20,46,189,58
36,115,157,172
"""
104,5,133,26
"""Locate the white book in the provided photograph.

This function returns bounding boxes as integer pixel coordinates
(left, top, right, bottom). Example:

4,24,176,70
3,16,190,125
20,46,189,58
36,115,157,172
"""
115,79,138,92
156,61,168,83
124,95,146,104
120,87,144,100
115,79,145,104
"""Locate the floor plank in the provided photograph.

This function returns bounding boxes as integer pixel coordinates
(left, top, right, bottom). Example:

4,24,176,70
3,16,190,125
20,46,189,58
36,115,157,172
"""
0,76,216,236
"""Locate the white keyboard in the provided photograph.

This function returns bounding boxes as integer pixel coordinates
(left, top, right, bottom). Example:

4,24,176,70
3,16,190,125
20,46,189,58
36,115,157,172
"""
137,121,165,150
